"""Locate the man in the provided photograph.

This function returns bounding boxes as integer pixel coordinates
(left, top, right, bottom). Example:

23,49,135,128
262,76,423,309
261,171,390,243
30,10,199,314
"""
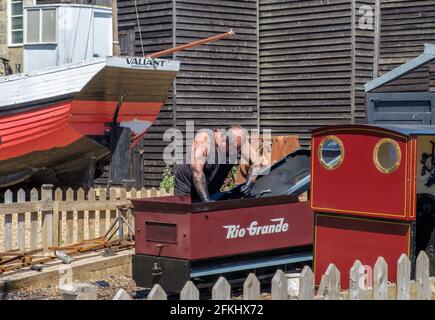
174,126,261,202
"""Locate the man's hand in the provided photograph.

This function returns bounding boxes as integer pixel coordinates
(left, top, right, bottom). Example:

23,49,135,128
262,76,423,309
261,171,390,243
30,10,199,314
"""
240,182,253,198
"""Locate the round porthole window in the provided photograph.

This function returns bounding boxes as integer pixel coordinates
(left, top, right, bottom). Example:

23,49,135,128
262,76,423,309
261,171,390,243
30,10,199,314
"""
318,136,345,170
373,138,401,174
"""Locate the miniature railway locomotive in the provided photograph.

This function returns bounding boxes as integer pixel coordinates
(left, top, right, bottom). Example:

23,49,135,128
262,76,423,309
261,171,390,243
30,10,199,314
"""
311,124,435,288
132,150,313,292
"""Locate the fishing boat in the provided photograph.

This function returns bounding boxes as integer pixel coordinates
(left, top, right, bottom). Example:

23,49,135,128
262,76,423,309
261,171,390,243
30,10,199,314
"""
0,31,234,189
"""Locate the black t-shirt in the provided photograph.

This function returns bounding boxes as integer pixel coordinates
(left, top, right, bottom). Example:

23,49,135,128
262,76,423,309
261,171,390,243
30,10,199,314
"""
174,145,234,201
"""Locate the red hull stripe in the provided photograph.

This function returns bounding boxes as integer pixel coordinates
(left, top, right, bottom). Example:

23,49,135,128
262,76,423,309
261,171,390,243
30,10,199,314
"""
0,99,164,160
0,101,81,160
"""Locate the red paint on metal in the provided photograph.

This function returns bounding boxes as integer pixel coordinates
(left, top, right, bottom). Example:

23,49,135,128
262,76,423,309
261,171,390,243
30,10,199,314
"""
134,197,313,260
0,101,81,160
314,214,410,289
311,128,414,220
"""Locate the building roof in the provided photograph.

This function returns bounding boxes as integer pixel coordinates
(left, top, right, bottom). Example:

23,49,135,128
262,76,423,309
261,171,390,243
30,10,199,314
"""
313,124,435,137
365,43,435,93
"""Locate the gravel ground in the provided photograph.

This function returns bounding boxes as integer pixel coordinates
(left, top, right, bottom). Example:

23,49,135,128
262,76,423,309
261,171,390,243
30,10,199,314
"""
3,276,147,300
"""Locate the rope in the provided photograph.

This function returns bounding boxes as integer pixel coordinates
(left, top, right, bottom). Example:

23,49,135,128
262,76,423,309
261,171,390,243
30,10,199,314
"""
133,0,145,56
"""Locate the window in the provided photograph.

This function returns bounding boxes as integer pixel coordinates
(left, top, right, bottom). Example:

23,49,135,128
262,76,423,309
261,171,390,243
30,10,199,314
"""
8,0,23,45
318,136,345,170
373,138,401,174
25,8,56,44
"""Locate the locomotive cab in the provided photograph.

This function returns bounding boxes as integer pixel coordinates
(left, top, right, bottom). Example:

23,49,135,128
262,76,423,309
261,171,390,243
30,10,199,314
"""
311,124,435,288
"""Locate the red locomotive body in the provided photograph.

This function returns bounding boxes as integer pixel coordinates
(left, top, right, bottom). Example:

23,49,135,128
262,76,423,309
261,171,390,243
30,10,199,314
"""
132,195,313,292
311,124,435,288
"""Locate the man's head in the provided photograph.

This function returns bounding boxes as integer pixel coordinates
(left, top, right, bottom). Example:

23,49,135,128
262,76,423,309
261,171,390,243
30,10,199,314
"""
214,125,248,152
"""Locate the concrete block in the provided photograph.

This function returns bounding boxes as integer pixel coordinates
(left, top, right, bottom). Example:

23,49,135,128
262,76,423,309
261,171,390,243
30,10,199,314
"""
62,283,98,300
113,288,132,300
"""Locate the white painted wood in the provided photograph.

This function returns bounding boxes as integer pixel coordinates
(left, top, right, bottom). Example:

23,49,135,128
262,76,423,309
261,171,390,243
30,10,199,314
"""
324,264,340,300
397,254,411,300
148,284,167,300
30,188,39,250
113,289,132,300
4,190,13,251
17,189,26,252
271,269,287,300
212,277,231,300
180,281,200,300
349,260,365,300
0,56,179,110
299,266,314,300
243,273,260,300
374,257,388,300
416,251,430,300
41,184,53,251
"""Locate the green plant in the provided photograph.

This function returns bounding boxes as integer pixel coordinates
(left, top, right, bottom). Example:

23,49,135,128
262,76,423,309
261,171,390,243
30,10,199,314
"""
221,165,239,191
160,165,174,192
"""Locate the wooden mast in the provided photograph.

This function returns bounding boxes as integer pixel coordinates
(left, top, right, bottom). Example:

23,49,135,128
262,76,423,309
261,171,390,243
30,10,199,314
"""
147,30,235,58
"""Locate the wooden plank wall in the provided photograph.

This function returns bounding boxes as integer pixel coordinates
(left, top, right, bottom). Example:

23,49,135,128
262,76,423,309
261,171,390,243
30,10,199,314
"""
117,0,175,187
113,0,435,186
371,0,435,93
258,0,354,146
354,0,376,121
117,0,258,187
378,0,435,74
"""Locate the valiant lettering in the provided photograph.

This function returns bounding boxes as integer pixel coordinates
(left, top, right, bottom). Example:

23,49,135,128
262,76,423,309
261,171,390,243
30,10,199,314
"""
223,218,289,239
126,58,166,68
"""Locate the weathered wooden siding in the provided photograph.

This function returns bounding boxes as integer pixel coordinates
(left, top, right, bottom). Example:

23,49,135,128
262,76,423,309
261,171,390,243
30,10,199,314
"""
379,0,435,74
114,0,435,186
354,0,376,121
117,0,258,187
258,0,355,146
117,0,175,187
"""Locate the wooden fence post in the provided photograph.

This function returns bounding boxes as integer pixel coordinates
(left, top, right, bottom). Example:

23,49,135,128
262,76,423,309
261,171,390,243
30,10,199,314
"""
397,254,411,300
4,190,13,251
53,188,62,246
212,277,231,300
324,264,340,300
350,260,365,300
299,266,314,300
76,188,85,242
30,188,39,250
88,188,96,239
180,281,200,300
374,257,388,300
148,284,167,300
243,273,260,300
65,188,74,244
99,188,107,236
17,189,26,252
109,188,117,239
416,251,430,300
41,184,53,251
271,269,288,300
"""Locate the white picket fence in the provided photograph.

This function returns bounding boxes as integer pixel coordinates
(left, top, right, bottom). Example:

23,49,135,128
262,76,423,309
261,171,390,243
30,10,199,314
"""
145,252,435,300
0,185,173,253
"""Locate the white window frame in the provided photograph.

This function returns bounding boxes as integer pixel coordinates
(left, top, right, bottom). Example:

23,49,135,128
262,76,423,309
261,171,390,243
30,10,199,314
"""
24,7,58,45
7,0,24,47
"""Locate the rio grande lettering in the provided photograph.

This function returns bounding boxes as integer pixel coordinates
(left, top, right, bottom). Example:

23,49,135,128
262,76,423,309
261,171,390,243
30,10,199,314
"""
223,218,289,239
